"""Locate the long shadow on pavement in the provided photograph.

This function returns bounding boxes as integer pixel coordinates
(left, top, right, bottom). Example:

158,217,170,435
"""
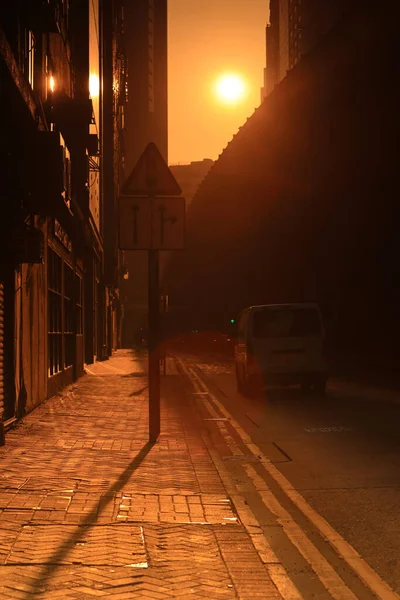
121,372,147,378
130,385,149,397
24,440,155,598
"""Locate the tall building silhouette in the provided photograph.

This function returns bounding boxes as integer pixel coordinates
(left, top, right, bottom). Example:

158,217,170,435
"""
262,0,358,101
124,0,168,170
121,0,168,346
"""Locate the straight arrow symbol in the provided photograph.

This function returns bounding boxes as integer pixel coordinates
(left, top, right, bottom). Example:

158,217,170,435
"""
132,205,139,245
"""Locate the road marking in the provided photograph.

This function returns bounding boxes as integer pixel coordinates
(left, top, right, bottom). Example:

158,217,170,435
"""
184,364,303,600
244,463,357,600
185,364,356,600
304,427,352,433
180,360,400,600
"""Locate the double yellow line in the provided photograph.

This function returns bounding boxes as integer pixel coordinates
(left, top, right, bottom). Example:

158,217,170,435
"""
178,357,399,600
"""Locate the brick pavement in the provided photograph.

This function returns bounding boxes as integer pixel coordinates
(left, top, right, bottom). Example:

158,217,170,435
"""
0,350,283,599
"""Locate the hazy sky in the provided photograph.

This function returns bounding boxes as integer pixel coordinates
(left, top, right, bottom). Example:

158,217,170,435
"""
168,0,269,164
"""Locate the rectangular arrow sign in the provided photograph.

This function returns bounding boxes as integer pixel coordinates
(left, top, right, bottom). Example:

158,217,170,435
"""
118,196,185,250
118,196,152,250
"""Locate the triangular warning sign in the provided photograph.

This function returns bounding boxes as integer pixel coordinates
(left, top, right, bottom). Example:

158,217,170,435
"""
121,142,182,196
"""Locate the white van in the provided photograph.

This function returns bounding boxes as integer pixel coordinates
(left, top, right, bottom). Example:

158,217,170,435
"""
235,303,328,395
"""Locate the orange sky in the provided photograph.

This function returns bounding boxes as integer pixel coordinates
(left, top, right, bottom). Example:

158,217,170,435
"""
168,0,269,165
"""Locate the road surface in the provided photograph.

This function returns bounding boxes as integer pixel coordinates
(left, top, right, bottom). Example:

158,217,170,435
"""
173,350,400,600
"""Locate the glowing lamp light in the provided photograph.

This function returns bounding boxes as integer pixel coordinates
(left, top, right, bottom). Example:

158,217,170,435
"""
89,73,100,97
49,76,55,93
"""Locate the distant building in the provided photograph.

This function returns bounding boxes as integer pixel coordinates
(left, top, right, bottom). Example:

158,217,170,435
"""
261,0,280,100
120,0,168,347
124,0,168,169
261,0,357,101
169,159,214,209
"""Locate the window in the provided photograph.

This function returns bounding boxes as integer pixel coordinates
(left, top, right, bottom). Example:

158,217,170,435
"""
76,273,83,335
64,263,75,368
63,154,72,209
48,248,62,376
26,30,35,89
253,308,322,339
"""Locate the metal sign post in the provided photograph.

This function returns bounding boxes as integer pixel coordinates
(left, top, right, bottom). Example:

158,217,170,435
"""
159,292,168,377
148,244,160,441
162,293,168,376
118,142,184,443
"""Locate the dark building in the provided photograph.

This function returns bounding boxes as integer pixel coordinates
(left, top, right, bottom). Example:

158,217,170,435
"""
101,0,127,352
124,0,167,169
120,0,168,347
165,0,399,365
159,158,214,286
262,0,357,100
262,0,280,99
0,0,125,435
169,159,214,210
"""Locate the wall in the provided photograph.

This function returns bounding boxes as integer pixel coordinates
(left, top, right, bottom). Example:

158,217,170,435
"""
14,227,47,415
164,0,399,360
278,0,289,80
122,0,168,346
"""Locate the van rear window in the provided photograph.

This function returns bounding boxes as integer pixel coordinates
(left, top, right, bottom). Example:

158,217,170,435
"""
253,308,322,339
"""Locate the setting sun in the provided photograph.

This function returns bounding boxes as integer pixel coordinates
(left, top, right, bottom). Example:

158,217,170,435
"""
214,73,247,105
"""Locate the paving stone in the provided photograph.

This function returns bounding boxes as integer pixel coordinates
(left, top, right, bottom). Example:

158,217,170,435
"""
116,494,239,524
0,350,282,599
6,524,147,567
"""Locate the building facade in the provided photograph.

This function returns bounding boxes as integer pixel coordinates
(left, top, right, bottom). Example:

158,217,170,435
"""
169,160,214,210
124,0,168,171
0,0,125,435
120,0,168,347
101,0,127,352
262,0,358,100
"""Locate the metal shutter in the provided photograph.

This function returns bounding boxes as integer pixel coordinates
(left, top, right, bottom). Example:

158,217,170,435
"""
0,282,4,420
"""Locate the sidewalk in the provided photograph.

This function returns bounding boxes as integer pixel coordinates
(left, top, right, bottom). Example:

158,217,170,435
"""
0,350,283,599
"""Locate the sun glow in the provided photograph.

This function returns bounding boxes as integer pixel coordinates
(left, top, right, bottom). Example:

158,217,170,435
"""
89,73,100,98
214,73,247,105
